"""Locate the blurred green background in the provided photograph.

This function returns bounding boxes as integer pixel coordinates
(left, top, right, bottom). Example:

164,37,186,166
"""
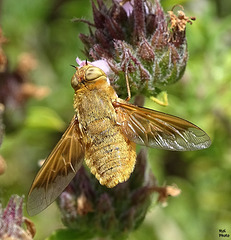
0,0,231,239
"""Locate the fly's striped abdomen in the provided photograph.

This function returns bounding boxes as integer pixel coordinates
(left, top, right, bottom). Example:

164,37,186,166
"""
84,118,136,188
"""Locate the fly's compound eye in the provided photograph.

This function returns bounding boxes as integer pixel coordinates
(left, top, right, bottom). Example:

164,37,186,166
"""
85,67,106,81
71,74,78,90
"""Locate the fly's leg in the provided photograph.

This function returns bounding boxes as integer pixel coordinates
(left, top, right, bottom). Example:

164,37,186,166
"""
125,69,131,102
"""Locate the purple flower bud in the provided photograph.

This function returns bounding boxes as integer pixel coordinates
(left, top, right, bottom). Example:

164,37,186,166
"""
0,195,35,240
77,0,195,99
57,151,160,238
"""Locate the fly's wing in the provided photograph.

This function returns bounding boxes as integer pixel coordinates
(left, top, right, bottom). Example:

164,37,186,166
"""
114,101,211,151
27,116,85,216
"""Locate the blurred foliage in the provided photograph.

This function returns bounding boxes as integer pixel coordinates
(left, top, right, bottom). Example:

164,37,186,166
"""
0,0,231,240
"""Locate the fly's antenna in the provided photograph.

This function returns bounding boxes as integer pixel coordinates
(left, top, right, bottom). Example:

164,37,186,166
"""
85,59,88,65
70,64,77,69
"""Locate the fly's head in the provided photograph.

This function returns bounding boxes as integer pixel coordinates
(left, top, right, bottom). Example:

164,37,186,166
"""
71,64,108,91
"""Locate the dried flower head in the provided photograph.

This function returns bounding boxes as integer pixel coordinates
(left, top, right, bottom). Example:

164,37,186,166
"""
152,184,181,207
77,0,195,98
168,5,196,42
0,195,36,240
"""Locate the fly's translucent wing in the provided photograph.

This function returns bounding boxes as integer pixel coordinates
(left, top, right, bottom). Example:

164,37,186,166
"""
114,101,211,151
27,116,84,216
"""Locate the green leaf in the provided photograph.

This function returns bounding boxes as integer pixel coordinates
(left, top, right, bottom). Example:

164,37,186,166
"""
25,106,66,131
46,229,94,240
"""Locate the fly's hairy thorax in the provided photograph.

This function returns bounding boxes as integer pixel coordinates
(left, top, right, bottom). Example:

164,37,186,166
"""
74,87,136,188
